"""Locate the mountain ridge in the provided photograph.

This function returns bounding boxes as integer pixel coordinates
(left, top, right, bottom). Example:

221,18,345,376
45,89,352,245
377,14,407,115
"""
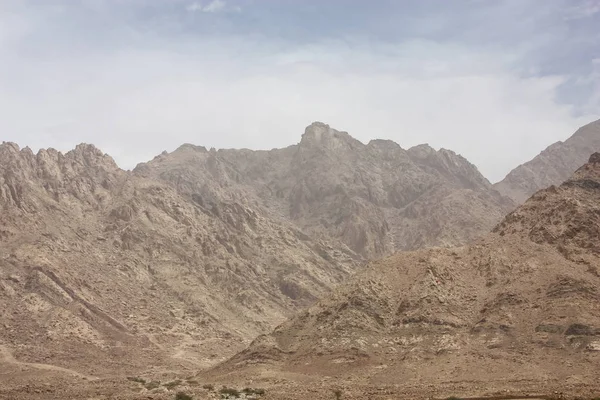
0,123,513,388
494,118,600,203
208,152,600,399
138,122,514,258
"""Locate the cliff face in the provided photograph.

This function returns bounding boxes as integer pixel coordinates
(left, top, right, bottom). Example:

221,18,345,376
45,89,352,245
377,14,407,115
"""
495,119,600,203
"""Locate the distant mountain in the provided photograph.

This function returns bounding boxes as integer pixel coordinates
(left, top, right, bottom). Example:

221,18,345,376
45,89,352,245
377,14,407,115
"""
139,122,514,260
213,153,600,399
494,119,600,203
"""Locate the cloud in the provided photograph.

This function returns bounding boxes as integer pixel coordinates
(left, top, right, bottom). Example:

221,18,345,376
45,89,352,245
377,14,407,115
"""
565,0,600,19
186,2,203,12
0,1,598,183
186,0,228,13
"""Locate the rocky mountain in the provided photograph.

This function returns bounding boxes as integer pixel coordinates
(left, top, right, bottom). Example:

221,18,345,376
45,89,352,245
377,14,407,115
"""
0,122,515,398
495,118,600,203
138,122,514,259
213,153,600,399
0,141,359,380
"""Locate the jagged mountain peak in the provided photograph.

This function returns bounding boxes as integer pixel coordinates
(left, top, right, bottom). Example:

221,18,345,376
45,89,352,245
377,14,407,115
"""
174,143,209,153
0,142,119,172
0,141,22,153
299,121,363,151
64,143,119,170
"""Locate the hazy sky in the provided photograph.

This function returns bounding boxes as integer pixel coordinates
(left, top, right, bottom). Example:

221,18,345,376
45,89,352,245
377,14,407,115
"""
1,0,599,182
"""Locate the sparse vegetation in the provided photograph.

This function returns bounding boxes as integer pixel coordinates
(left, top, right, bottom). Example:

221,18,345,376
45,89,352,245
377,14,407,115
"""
164,379,183,390
447,397,463,400
203,383,215,391
242,387,266,396
220,386,241,398
144,380,161,390
333,389,343,399
127,376,147,384
186,379,199,385
175,392,193,400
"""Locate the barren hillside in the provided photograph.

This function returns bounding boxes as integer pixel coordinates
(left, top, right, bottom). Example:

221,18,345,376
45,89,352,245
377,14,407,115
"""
0,142,360,379
0,123,516,399
212,153,600,399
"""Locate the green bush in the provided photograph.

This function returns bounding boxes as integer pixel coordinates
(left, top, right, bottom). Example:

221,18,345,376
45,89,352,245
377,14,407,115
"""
242,388,266,396
126,376,146,384
175,392,193,400
164,379,182,390
220,387,241,398
144,380,161,390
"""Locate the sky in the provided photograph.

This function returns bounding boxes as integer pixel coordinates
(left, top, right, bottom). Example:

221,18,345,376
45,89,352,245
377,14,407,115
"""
0,0,599,182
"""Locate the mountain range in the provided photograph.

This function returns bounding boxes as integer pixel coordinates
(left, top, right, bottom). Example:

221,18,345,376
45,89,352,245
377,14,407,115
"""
210,151,600,399
0,119,599,399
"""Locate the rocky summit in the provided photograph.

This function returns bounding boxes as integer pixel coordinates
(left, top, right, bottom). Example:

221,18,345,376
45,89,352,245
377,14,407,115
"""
211,153,600,399
137,122,515,259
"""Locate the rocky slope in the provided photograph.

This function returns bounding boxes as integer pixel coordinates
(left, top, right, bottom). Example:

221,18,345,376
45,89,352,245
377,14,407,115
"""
495,118,600,203
0,122,516,398
212,153,600,399
138,122,514,259
0,141,359,380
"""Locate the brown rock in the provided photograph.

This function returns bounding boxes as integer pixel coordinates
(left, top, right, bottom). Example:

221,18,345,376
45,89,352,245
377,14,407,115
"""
212,154,600,397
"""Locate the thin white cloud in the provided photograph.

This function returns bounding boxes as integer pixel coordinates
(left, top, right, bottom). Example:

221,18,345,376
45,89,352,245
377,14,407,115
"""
186,2,203,12
203,0,226,13
565,0,600,19
186,0,227,13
